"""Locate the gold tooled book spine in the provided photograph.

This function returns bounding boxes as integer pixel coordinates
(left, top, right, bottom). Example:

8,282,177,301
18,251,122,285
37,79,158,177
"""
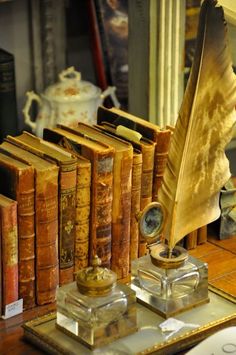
74,160,91,272
59,166,77,285
0,195,18,310
6,132,77,287
0,153,36,309
36,167,59,304
93,154,113,268
17,168,35,309
140,143,155,209
111,151,133,279
130,150,142,263
43,127,114,270
152,130,172,201
97,106,172,203
138,143,155,258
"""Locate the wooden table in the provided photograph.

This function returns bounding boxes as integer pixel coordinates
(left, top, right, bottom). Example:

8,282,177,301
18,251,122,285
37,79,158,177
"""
190,234,236,299
0,236,235,355
0,303,55,355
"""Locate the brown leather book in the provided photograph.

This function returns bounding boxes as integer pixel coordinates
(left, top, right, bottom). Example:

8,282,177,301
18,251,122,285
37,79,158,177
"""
69,123,133,280
0,141,59,305
7,132,77,286
97,106,172,201
95,122,153,257
43,127,114,270
95,123,155,209
130,149,142,263
74,156,91,271
0,151,35,309
0,194,18,313
51,136,92,272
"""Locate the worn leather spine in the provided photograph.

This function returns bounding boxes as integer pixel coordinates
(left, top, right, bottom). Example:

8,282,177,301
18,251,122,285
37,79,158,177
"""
74,157,91,272
152,130,172,201
111,150,133,278
36,167,59,304
0,195,18,311
0,152,35,309
58,165,77,284
6,132,77,286
130,150,142,263
43,127,114,269
94,123,155,258
97,106,172,201
73,123,133,279
17,179,35,309
49,137,91,273
0,140,60,305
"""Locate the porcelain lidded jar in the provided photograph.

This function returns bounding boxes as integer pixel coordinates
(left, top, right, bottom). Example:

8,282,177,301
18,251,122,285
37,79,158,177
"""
23,67,119,137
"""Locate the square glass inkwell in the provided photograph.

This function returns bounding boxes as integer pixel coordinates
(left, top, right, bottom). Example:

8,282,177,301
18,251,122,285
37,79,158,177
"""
131,203,209,318
56,256,137,349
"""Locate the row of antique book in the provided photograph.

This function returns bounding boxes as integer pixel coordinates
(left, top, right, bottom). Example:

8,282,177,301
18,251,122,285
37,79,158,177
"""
0,106,206,314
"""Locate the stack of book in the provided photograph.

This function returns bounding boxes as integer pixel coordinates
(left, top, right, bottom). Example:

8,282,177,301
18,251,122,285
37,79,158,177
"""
0,106,205,314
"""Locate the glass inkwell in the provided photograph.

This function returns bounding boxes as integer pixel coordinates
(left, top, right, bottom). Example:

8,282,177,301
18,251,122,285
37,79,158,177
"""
56,255,137,349
131,202,209,318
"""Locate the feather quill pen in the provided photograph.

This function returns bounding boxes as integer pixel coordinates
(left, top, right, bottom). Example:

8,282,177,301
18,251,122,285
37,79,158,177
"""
158,0,236,252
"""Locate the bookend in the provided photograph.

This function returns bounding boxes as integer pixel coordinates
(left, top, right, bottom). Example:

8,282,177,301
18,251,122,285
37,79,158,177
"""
131,203,209,318
56,256,137,349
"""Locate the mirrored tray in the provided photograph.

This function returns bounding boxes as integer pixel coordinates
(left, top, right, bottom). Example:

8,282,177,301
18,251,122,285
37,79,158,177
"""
22,291,236,355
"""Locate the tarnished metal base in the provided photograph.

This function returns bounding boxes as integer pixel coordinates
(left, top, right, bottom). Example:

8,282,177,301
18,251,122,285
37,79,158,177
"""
131,253,209,318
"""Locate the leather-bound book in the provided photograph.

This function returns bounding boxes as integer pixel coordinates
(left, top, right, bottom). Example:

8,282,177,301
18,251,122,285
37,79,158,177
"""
69,123,133,280
0,151,35,309
0,194,18,312
43,127,114,269
97,106,172,201
95,122,154,257
130,149,142,262
7,132,77,286
51,137,92,272
74,156,91,271
0,141,59,305
96,123,155,209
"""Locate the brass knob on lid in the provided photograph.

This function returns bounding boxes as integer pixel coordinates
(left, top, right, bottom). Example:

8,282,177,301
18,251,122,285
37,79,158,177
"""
76,255,117,296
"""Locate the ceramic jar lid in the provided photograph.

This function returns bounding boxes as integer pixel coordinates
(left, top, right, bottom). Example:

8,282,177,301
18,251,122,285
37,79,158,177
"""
44,66,100,102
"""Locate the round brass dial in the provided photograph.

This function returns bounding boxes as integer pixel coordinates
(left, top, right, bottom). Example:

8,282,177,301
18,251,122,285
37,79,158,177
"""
137,202,166,245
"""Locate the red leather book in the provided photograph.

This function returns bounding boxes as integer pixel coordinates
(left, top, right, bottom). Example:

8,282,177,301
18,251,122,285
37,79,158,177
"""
1,141,59,305
0,194,18,311
0,150,35,309
6,132,77,286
